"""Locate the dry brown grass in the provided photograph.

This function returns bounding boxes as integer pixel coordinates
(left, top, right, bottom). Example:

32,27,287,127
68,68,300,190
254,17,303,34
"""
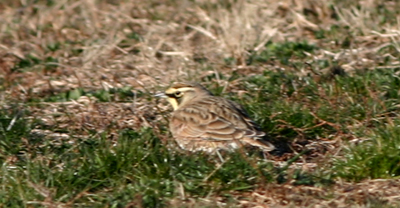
1,0,398,91
1,0,400,207
167,179,400,207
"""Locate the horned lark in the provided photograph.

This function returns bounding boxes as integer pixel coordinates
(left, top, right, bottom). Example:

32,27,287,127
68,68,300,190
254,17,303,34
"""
157,82,274,153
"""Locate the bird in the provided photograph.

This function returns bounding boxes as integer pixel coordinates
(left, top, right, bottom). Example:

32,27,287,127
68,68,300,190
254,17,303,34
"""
156,82,274,153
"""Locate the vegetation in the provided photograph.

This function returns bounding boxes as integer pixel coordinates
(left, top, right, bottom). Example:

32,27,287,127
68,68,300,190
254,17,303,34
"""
1,0,400,207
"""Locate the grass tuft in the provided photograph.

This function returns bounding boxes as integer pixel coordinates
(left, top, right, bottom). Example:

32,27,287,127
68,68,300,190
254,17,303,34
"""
334,124,400,181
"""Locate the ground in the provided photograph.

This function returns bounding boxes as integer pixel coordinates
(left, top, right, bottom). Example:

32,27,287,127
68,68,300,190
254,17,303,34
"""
1,0,400,207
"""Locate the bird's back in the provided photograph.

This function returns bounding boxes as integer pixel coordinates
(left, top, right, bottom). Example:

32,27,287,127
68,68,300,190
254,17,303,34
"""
170,95,273,152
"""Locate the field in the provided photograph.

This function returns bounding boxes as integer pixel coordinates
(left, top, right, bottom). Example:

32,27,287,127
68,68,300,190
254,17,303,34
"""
1,0,400,207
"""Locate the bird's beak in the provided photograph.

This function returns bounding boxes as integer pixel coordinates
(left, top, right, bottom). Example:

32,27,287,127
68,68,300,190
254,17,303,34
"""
155,92,167,98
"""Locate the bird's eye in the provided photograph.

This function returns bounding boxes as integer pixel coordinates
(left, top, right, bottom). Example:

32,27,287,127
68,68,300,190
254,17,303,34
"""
174,91,182,97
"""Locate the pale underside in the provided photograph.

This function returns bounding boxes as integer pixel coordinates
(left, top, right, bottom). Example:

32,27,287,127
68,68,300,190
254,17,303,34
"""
170,95,274,153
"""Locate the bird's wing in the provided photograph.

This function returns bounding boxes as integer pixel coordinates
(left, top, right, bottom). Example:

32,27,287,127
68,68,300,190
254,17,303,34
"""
170,97,274,151
224,99,266,136
170,105,247,141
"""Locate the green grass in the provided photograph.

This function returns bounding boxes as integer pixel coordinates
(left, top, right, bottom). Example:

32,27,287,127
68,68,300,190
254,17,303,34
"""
334,124,400,181
30,87,135,102
3,43,400,207
2,0,400,206
248,41,316,65
3,66,400,206
0,109,280,207
235,68,400,140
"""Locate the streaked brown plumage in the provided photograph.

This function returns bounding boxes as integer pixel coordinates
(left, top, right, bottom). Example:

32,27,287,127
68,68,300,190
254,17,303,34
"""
158,82,274,153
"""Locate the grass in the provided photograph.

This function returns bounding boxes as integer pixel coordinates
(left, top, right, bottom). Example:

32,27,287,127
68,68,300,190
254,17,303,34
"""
0,111,276,207
334,124,400,181
2,67,400,206
2,0,400,207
